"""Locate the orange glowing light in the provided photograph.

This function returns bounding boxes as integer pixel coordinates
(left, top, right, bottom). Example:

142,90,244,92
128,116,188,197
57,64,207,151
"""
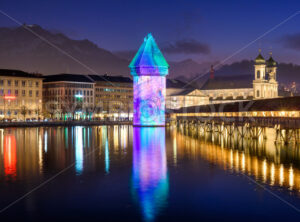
4,134,17,179
4,95,16,100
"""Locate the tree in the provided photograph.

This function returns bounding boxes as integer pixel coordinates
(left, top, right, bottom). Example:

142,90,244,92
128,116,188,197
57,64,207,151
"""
20,106,27,121
35,107,41,120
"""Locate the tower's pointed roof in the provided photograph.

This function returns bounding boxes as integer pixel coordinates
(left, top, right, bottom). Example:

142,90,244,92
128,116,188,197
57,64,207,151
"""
267,52,277,67
255,49,265,64
129,33,169,76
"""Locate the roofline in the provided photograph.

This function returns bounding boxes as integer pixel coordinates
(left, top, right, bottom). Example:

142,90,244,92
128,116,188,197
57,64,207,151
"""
43,80,95,84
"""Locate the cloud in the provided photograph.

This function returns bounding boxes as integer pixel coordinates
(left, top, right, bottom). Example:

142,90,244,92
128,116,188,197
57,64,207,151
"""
280,33,300,50
162,39,210,55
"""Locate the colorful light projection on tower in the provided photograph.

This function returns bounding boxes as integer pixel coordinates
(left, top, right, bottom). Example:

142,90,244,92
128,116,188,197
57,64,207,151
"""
131,127,169,222
129,34,169,126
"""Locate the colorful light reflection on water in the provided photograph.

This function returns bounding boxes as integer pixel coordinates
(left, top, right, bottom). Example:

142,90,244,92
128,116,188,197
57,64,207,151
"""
0,126,299,221
3,134,17,180
132,127,169,222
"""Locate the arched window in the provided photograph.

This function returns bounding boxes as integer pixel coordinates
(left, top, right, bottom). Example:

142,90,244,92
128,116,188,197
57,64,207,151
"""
256,90,260,97
257,70,260,79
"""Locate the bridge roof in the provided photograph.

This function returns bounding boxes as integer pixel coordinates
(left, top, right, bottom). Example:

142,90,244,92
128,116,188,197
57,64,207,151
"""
172,96,300,113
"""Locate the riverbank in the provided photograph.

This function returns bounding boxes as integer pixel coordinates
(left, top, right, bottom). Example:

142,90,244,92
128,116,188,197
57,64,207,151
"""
0,120,132,128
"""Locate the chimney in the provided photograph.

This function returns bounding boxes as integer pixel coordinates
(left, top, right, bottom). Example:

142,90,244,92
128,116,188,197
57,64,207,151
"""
210,65,214,79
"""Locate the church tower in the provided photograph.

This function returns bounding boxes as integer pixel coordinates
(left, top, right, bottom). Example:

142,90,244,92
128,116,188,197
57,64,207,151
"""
253,50,278,99
253,50,266,99
266,52,278,97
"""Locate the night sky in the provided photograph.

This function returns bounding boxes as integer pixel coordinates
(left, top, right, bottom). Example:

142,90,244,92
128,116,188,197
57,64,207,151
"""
0,0,300,64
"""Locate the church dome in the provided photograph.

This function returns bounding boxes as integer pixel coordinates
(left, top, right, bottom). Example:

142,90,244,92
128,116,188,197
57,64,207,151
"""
267,55,277,67
255,53,265,64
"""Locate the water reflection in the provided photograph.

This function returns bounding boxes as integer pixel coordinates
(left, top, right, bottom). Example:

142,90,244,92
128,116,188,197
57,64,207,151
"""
3,133,17,180
131,127,169,222
75,127,84,175
0,126,300,220
174,126,300,193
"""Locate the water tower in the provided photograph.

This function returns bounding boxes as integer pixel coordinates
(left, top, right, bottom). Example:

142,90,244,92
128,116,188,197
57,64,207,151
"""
129,34,169,126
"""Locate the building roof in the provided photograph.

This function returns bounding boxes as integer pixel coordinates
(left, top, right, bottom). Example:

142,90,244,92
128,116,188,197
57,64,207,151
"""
0,69,43,78
43,74,94,83
166,78,190,89
255,53,265,64
201,75,253,90
129,33,169,76
172,88,195,96
173,96,300,113
267,56,277,67
88,74,132,83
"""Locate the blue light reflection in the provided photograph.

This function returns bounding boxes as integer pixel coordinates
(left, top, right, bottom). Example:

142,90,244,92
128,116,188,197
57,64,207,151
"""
131,127,169,222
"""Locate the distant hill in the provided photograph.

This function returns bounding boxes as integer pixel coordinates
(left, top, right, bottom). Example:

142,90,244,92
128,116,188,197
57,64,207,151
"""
0,24,129,75
0,25,299,87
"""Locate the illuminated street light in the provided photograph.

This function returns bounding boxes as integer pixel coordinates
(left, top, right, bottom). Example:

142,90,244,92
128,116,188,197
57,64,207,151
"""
4,95,16,100
75,94,83,98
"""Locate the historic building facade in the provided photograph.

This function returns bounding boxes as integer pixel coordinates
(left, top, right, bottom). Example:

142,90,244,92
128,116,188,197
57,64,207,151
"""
0,69,43,120
201,51,278,104
253,52,278,99
42,74,95,120
89,75,133,120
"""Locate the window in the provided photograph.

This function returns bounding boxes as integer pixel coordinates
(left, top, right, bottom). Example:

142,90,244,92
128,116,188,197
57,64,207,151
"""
22,90,26,96
15,90,18,96
7,80,11,86
257,70,260,79
22,81,26,87
91,91,93,96
0,89,3,96
29,90,32,97
87,91,89,96
7,89,11,95
0,80,3,86
36,91,39,97
36,81,39,87
257,90,260,97
15,80,18,86
28,80,32,87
